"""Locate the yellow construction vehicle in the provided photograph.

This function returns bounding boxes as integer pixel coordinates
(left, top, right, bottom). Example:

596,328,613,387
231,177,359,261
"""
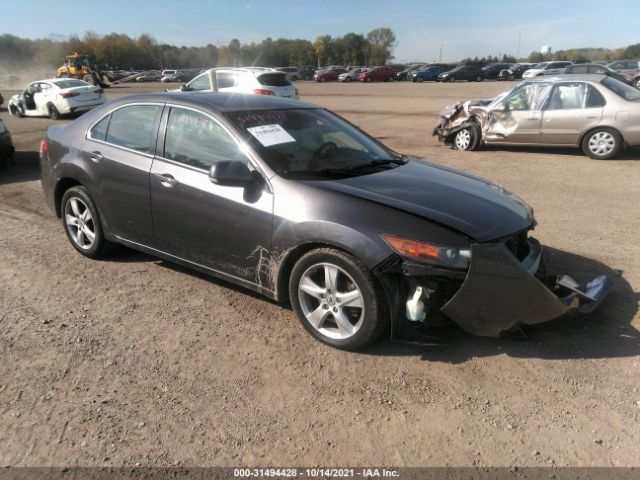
57,53,110,87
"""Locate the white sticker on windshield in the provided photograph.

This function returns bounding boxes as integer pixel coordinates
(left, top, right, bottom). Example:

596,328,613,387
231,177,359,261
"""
247,124,296,147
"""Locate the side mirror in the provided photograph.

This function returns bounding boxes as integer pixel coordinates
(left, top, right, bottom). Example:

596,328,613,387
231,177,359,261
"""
180,84,188,91
209,161,255,188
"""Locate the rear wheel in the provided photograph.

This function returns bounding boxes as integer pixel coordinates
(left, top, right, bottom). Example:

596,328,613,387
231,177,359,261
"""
581,128,623,160
289,248,389,350
449,75,456,82
388,75,394,82
417,77,424,83
476,75,482,81
319,77,325,83
47,103,61,120
344,76,351,82
634,77,640,89
365,77,372,82
61,186,114,258
452,123,482,151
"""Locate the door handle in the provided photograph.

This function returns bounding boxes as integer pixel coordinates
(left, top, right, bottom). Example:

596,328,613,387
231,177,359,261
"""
154,173,178,187
586,115,598,119
89,151,103,163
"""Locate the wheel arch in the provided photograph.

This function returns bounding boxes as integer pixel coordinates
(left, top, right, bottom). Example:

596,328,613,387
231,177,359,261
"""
275,241,361,303
54,177,83,218
578,125,625,148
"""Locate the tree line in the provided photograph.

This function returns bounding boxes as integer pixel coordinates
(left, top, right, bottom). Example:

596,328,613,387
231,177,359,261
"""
0,28,397,71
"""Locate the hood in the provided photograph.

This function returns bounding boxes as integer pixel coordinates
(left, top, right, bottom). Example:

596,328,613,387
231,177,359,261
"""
307,160,534,242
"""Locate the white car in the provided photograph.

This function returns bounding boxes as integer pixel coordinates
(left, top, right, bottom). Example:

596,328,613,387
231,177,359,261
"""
8,78,106,119
522,61,573,79
177,68,299,99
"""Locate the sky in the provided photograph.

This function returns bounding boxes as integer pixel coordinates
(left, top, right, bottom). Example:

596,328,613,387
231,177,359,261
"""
4,0,639,62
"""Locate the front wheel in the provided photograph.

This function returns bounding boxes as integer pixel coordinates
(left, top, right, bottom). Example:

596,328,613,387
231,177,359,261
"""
581,128,622,160
634,78,640,89
388,75,394,82
475,76,482,82
344,76,351,82
449,76,456,82
61,186,114,258
289,248,389,350
452,124,482,151
365,77,372,82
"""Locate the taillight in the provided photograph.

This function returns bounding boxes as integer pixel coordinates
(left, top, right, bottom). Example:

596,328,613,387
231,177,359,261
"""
253,89,275,96
60,92,80,98
40,138,48,156
95,88,104,94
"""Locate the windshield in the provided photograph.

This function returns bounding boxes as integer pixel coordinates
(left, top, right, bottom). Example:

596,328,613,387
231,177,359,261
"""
602,76,640,101
532,62,549,69
225,109,403,179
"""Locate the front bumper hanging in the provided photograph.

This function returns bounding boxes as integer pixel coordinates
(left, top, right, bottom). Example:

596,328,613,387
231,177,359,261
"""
439,238,616,337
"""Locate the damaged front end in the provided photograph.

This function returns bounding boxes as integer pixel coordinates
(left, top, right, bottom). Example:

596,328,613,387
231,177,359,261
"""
432,99,492,146
379,235,616,340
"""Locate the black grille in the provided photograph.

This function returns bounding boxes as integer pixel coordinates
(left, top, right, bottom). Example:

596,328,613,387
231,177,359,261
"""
503,231,530,260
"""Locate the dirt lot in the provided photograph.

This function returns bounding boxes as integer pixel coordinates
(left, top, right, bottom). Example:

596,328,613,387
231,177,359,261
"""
1,80,639,469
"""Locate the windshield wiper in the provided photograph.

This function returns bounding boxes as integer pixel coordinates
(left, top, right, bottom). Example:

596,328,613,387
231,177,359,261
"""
343,157,408,172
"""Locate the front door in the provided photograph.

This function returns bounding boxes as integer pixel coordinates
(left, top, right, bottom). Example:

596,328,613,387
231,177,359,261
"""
485,82,552,144
541,82,604,145
150,106,274,286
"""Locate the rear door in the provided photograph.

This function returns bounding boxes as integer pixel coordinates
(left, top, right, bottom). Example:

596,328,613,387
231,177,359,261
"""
149,105,274,284
84,103,163,244
541,82,604,145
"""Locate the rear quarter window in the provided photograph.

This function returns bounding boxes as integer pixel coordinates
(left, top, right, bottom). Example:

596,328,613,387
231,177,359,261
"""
89,114,111,141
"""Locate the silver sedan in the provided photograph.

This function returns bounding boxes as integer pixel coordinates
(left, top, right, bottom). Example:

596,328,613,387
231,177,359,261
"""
433,74,640,159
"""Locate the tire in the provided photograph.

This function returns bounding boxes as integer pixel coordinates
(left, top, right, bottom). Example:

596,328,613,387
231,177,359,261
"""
83,74,97,85
449,76,456,82
581,128,623,160
388,75,394,82
319,77,325,83
344,76,351,82
47,103,61,120
476,76,482,82
9,104,22,117
289,248,389,351
58,73,71,78
634,78,640,90
365,77,372,82
61,186,114,259
452,123,482,151
291,76,298,81
418,77,424,83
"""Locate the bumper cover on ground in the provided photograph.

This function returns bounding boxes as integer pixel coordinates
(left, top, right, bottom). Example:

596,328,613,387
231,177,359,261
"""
441,238,614,336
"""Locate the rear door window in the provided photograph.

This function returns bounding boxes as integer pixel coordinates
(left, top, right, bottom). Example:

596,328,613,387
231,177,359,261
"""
546,83,588,110
105,105,162,154
188,73,211,91
89,115,111,141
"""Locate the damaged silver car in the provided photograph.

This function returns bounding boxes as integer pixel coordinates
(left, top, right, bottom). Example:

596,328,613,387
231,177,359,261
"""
434,74,640,160
40,92,615,350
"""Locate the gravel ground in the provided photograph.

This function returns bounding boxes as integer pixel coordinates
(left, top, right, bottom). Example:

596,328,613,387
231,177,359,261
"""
0,80,639,469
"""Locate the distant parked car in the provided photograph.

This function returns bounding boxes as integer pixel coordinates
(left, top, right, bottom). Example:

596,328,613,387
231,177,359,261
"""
298,66,315,80
522,61,573,79
438,66,486,82
8,78,106,119
411,64,450,82
0,91,4,108
275,67,301,81
565,64,634,85
314,67,347,82
605,59,639,76
177,68,299,99
338,67,369,82
0,118,14,170
135,71,162,82
358,66,396,82
434,74,640,160
481,63,513,80
497,63,534,81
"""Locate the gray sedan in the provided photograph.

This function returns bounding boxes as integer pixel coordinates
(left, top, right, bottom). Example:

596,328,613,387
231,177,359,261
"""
434,74,640,159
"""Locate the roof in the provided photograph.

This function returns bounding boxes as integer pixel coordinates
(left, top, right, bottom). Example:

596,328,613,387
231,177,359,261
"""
104,91,319,113
524,73,608,83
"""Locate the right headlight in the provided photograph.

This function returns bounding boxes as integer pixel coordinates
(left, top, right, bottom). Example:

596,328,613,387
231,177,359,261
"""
381,234,471,270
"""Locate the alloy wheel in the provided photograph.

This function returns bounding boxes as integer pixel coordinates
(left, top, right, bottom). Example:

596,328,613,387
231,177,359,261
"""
64,197,96,250
297,263,365,340
588,131,615,157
